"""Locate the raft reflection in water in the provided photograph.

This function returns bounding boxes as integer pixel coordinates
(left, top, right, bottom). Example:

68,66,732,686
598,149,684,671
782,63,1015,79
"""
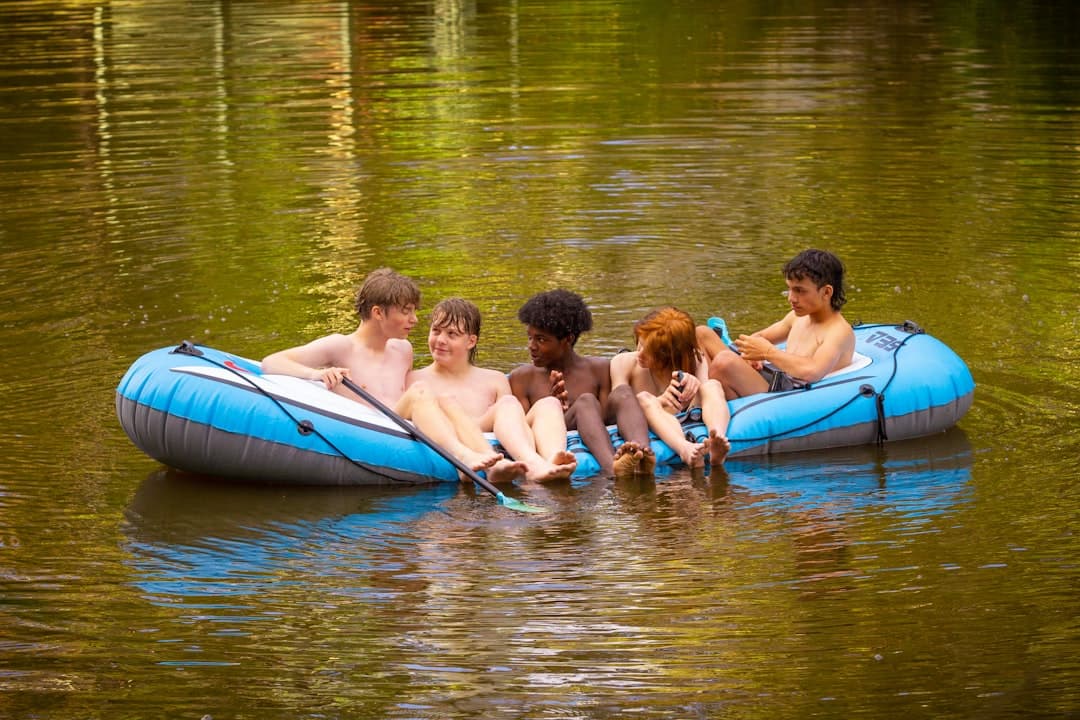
122,429,972,604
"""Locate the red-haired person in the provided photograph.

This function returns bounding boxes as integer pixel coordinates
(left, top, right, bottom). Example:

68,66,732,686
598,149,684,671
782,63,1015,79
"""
610,307,730,470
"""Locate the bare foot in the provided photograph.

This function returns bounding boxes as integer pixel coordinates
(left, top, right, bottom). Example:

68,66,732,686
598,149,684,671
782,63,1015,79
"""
706,429,730,466
638,445,657,475
523,450,578,483
679,441,708,469
462,448,503,473
612,442,643,477
552,450,577,471
487,458,528,484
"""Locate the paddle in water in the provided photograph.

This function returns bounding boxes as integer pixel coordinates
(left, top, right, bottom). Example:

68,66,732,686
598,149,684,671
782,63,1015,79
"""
340,377,546,514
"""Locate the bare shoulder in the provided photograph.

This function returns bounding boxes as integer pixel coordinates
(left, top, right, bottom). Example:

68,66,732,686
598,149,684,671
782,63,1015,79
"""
586,354,612,376
509,363,542,381
305,332,350,351
609,350,636,379
610,351,636,370
830,312,855,336
386,338,414,357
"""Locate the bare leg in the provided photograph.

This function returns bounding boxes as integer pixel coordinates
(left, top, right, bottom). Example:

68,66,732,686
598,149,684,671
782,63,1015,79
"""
565,393,616,475
397,385,503,474
637,392,707,468
696,324,727,364
709,350,769,399
492,396,573,482
524,396,577,480
437,395,526,483
698,379,731,466
608,384,655,473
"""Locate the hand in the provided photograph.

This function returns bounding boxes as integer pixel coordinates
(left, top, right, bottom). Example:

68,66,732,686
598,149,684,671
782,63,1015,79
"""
549,370,569,410
316,366,350,389
733,334,774,364
659,371,698,412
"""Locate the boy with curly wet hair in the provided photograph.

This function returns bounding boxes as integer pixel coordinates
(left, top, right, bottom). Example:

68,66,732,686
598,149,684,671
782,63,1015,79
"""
696,248,855,397
510,289,654,477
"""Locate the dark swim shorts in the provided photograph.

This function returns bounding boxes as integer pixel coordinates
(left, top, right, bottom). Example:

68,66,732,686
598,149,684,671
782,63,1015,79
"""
762,366,805,393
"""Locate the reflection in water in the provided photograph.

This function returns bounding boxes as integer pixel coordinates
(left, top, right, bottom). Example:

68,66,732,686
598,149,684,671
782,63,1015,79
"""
119,434,973,711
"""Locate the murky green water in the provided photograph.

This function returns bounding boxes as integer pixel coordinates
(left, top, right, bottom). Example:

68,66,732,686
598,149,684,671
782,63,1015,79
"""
1,1,1078,718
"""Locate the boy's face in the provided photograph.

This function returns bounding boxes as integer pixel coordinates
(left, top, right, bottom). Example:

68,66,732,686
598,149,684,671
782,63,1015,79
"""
428,321,476,364
525,325,572,368
785,276,831,316
376,303,418,339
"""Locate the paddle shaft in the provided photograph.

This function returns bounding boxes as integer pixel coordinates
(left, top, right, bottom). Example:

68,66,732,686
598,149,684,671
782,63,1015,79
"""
339,377,504,498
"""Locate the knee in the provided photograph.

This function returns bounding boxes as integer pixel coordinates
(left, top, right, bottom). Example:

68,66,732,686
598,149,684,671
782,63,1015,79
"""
608,385,635,405
532,395,562,414
494,394,523,416
570,392,601,414
695,325,715,348
709,350,739,378
636,390,659,409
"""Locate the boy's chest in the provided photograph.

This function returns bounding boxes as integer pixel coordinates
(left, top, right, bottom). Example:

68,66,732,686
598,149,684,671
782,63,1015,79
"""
786,321,824,356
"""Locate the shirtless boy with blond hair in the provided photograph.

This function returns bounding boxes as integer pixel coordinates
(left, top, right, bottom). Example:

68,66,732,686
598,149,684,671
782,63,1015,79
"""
696,249,855,397
262,270,509,477
261,267,420,405
399,298,577,483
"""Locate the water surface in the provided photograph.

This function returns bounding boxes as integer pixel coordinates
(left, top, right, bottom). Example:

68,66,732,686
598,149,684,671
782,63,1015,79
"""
1,1,1077,717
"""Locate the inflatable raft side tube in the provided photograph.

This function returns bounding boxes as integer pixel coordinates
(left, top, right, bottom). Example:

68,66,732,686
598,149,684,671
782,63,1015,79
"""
116,394,435,486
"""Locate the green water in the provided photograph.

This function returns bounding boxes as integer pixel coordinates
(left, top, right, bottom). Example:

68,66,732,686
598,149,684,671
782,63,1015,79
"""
1,1,1077,717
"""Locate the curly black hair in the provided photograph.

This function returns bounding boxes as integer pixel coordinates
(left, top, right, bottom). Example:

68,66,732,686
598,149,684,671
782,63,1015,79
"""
517,289,593,345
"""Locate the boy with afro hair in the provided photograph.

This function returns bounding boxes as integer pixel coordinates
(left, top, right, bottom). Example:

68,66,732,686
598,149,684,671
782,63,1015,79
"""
510,289,654,477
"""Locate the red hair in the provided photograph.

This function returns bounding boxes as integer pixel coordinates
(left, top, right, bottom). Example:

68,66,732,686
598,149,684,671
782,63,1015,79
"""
633,307,700,375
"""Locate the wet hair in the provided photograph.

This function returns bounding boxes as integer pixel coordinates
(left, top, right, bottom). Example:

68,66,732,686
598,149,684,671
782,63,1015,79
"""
354,268,421,319
634,307,701,375
517,289,592,346
430,297,481,364
783,249,847,311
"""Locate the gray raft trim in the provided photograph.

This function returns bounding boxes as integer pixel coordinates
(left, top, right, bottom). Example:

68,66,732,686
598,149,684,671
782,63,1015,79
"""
117,395,439,486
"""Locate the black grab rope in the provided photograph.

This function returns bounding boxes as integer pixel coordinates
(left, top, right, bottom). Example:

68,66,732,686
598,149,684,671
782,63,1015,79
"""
729,321,923,446
171,341,416,484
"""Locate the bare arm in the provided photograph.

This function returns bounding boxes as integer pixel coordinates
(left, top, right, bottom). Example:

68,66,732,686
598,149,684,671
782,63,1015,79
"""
753,312,795,344
593,357,613,407
508,368,533,412
261,334,351,388
609,351,636,389
738,322,853,383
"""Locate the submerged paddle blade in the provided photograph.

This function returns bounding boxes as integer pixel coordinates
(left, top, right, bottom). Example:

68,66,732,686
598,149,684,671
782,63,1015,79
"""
495,491,548,514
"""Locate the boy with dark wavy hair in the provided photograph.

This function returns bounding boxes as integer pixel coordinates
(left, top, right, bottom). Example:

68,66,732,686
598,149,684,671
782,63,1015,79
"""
696,249,855,398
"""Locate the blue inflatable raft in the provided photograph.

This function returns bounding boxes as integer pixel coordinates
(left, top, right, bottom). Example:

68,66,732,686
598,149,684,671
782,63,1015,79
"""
115,321,974,485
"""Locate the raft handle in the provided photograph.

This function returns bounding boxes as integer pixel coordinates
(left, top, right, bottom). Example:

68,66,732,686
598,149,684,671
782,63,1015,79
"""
171,340,204,357
897,320,925,335
297,419,315,436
